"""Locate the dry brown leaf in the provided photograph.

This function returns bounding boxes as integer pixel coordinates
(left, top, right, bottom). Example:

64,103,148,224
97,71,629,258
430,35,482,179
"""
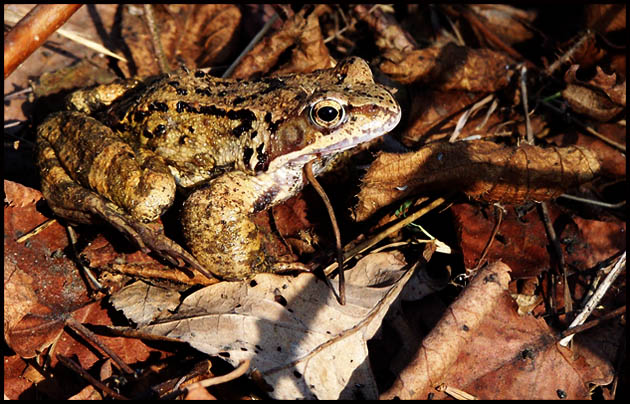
231,5,333,79
453,200,625,279
380,261,512,399
4,180,92,358
452,203,551,278
110,281,181,327
380,43,515,90
111,252,412,399
402,90,510,145
563,65,625,122
548,126,626,178
469,4,537,45
353,4,418,52
565,64,626,106
429,292,613,399
381,261,614,399
353,141,601,221
119,4,241,76
272,5,333,75
585,4,626,33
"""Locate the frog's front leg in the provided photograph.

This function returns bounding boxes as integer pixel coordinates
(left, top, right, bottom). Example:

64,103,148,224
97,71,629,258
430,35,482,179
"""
37,111,212,278
181,170,308,280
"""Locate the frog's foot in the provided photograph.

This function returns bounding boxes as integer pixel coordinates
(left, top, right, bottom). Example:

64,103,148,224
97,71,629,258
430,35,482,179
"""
270,260,312,274
60,194,214,279
88,197,214,279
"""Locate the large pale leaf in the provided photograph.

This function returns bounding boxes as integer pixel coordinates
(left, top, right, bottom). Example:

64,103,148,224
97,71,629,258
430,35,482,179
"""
113,252,414,399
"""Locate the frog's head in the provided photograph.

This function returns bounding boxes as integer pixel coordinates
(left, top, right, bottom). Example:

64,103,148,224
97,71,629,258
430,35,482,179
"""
265,57,401,173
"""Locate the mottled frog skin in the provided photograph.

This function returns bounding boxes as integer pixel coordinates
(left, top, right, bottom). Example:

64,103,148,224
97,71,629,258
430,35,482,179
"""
36,57,401,280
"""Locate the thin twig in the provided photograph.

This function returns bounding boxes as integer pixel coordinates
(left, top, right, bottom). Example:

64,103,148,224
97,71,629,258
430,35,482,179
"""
65,316,135,375
323,196,449,276
558,193,626,209
559,251,626,346
16,218,57,243
470,204,504,274
304,160,345,305
56,354,129,400
143,4,171,74
558,305,625,340
66,225,104,292
222,11,279,78
449,94,495,143
538,201,573,320
520,65,534,144
540,100,626,152
545,30,594,76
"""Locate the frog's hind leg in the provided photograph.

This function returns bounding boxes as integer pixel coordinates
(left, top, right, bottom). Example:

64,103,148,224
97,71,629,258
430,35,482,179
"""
181,171,279,280
36,112,213,278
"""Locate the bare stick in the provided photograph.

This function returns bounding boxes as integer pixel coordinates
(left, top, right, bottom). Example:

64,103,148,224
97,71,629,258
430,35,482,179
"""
304,160,345,305
559,251,626,346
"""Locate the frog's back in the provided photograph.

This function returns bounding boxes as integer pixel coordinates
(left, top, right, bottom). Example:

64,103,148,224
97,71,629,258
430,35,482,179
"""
107,57,399,188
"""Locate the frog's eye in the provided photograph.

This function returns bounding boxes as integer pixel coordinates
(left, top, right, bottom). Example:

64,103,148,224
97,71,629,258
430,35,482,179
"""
309,99,346,129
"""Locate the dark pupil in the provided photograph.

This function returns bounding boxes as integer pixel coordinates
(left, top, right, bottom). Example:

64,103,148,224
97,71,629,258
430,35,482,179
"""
317,106,338,122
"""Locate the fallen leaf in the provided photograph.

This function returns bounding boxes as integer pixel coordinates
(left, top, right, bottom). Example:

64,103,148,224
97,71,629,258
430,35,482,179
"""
231,5,333,79
585,4,626,33
353,4,418,52
353,140,601,221
431,292,613,400
562,65,625,121
380,261,512,399
380,261,614,399
119,4,242,76
469,4,537,45
452,203,551,278
380,43,515,90
111,252,412,399
110,281,181,327
3,180,92,358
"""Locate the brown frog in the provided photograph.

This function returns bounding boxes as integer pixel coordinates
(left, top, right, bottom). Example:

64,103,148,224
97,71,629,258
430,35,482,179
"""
36,57,401,280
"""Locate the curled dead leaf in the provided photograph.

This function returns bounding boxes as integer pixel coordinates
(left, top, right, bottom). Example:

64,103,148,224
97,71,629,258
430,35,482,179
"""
469,4,537,45
354,140,600,221
585,4,626,33
353,4,418,52
563,65,625,121
231,5,333,79
380,43,515,91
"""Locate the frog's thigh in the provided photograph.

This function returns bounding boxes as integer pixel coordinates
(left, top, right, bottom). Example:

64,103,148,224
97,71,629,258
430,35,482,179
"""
181,172,268,280
37,136,104,224
37,111,176,222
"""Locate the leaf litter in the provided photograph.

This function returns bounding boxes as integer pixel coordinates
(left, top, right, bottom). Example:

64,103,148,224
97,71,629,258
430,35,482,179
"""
110,251,413,399
4,4,626,400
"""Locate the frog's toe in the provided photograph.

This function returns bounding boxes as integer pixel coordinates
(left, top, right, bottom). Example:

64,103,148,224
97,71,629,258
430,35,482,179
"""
133,226,216,280
89,196,216,279
270,261,312,274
